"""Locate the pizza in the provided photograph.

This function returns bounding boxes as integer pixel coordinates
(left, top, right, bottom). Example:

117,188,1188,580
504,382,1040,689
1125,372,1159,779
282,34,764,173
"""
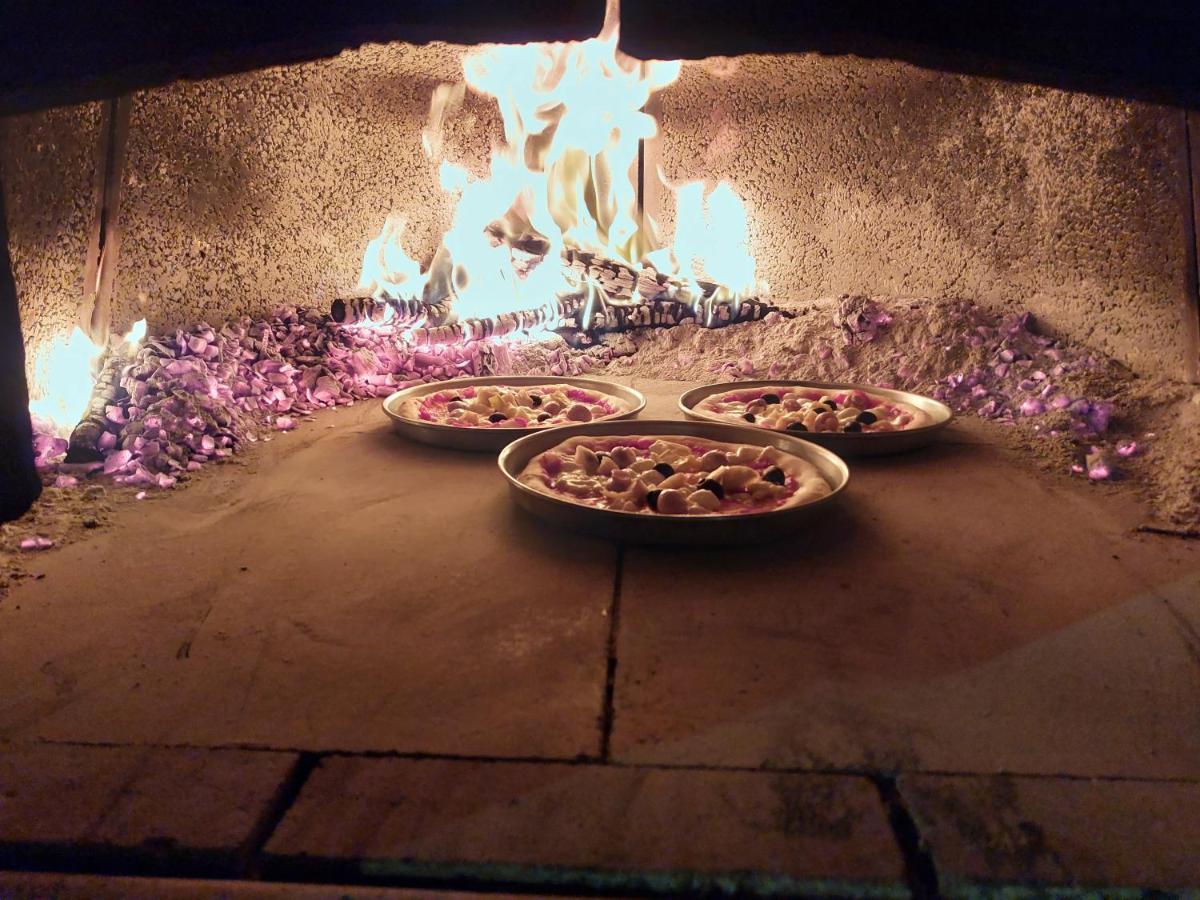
400,383,628,429
693,384,931,434
518,434,831,516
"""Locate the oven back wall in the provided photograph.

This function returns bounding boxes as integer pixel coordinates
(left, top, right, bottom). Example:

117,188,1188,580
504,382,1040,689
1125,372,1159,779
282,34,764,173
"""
3,44,1198,382
653,54,1198,380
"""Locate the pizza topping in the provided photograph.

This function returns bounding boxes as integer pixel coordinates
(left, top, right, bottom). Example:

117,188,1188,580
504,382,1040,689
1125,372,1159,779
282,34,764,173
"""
696,385,929,433
654,488,689,515
519,434,832,517
520,434,840,518
407,382,626,429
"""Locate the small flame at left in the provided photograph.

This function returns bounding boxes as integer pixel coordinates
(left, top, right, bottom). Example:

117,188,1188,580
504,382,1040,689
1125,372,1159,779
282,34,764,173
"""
28,319,147,437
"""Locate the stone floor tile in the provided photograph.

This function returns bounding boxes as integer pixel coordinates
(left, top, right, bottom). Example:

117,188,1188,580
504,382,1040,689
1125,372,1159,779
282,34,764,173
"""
0,402,616,758
265,756,906,895
900,773,1200,893
0,743,295,870
611,401,1200,777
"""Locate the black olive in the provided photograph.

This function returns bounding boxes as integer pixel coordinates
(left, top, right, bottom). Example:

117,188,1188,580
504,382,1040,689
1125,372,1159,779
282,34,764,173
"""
857,410,877,425
786,421,809,432
844,422,862,433
825,399,838,410
530,395,542,407
488,413,507,423
536,413,551,422
698,479,724,499
646,489,662,511
447,395,463,402
762,393,782,404
742,413,756,422
653,462,675,477
763,466,786,485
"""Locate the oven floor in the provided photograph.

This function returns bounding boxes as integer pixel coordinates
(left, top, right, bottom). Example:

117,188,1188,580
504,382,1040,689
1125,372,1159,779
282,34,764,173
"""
1,379,1198,896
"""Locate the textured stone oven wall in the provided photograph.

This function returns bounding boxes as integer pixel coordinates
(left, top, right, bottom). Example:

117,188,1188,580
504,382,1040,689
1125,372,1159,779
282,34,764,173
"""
3,44,1198,382
0,103,103,385
653,54,1199,380
112,42,499,337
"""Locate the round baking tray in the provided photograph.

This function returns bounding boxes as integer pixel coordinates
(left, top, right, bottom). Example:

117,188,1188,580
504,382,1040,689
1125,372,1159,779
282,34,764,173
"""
498,419,849,544
679,380,953,457
383,376,646,452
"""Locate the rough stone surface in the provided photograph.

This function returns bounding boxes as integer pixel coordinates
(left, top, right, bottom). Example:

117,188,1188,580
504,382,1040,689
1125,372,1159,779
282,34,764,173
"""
113,42,498,337
613,381,1200,777
0,103,102,384
900,773,1200,892
266,756,904,891
7,45,1197,388
0,872,505,899
654,55,1196,379
0,401,614,757
0,743,294,861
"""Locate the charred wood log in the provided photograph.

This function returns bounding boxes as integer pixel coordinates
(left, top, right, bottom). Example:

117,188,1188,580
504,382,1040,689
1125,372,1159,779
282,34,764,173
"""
330,296,453,327
63,349,133,463
331,250,787,346
0,185,41,521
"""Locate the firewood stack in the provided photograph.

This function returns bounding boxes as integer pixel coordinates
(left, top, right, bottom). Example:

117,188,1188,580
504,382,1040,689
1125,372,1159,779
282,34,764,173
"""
329,248,785,345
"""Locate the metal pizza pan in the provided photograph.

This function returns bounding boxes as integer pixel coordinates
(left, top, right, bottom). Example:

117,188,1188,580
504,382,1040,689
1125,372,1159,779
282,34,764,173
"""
383,376,646,452
678,379,953,457
497,419,849,544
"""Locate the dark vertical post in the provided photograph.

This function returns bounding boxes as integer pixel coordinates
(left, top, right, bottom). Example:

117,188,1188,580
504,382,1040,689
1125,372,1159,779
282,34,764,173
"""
0,181,41,520
1184,110,1200,384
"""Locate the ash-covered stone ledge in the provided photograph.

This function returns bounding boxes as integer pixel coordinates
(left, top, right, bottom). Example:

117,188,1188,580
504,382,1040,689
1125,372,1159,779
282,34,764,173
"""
0,743,297,877
263,756,908,897
900,773,1200,895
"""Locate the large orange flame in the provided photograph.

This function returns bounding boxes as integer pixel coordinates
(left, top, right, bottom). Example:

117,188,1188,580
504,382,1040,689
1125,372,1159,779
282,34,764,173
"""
359,1,760,327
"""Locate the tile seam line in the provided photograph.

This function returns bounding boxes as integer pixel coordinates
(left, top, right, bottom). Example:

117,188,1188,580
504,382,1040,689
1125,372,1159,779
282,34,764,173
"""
599,542,626,762
238,750,321,879
12,739,1200,784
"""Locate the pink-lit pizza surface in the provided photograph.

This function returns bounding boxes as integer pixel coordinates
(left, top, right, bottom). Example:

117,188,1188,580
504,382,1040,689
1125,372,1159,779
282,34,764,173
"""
518,434,831,516
694,385,933,434
398,383,628,429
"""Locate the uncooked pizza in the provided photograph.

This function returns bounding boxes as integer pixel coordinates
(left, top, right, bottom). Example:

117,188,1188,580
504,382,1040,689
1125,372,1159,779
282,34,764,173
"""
518,434,831,516
693,385,931,433
400,383,627,429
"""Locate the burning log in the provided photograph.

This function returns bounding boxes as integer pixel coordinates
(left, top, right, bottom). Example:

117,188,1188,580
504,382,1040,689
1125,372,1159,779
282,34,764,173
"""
332,247,787,348
330,296,453,327
406,299,582,346
337,286,782,348
64,349,133,463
